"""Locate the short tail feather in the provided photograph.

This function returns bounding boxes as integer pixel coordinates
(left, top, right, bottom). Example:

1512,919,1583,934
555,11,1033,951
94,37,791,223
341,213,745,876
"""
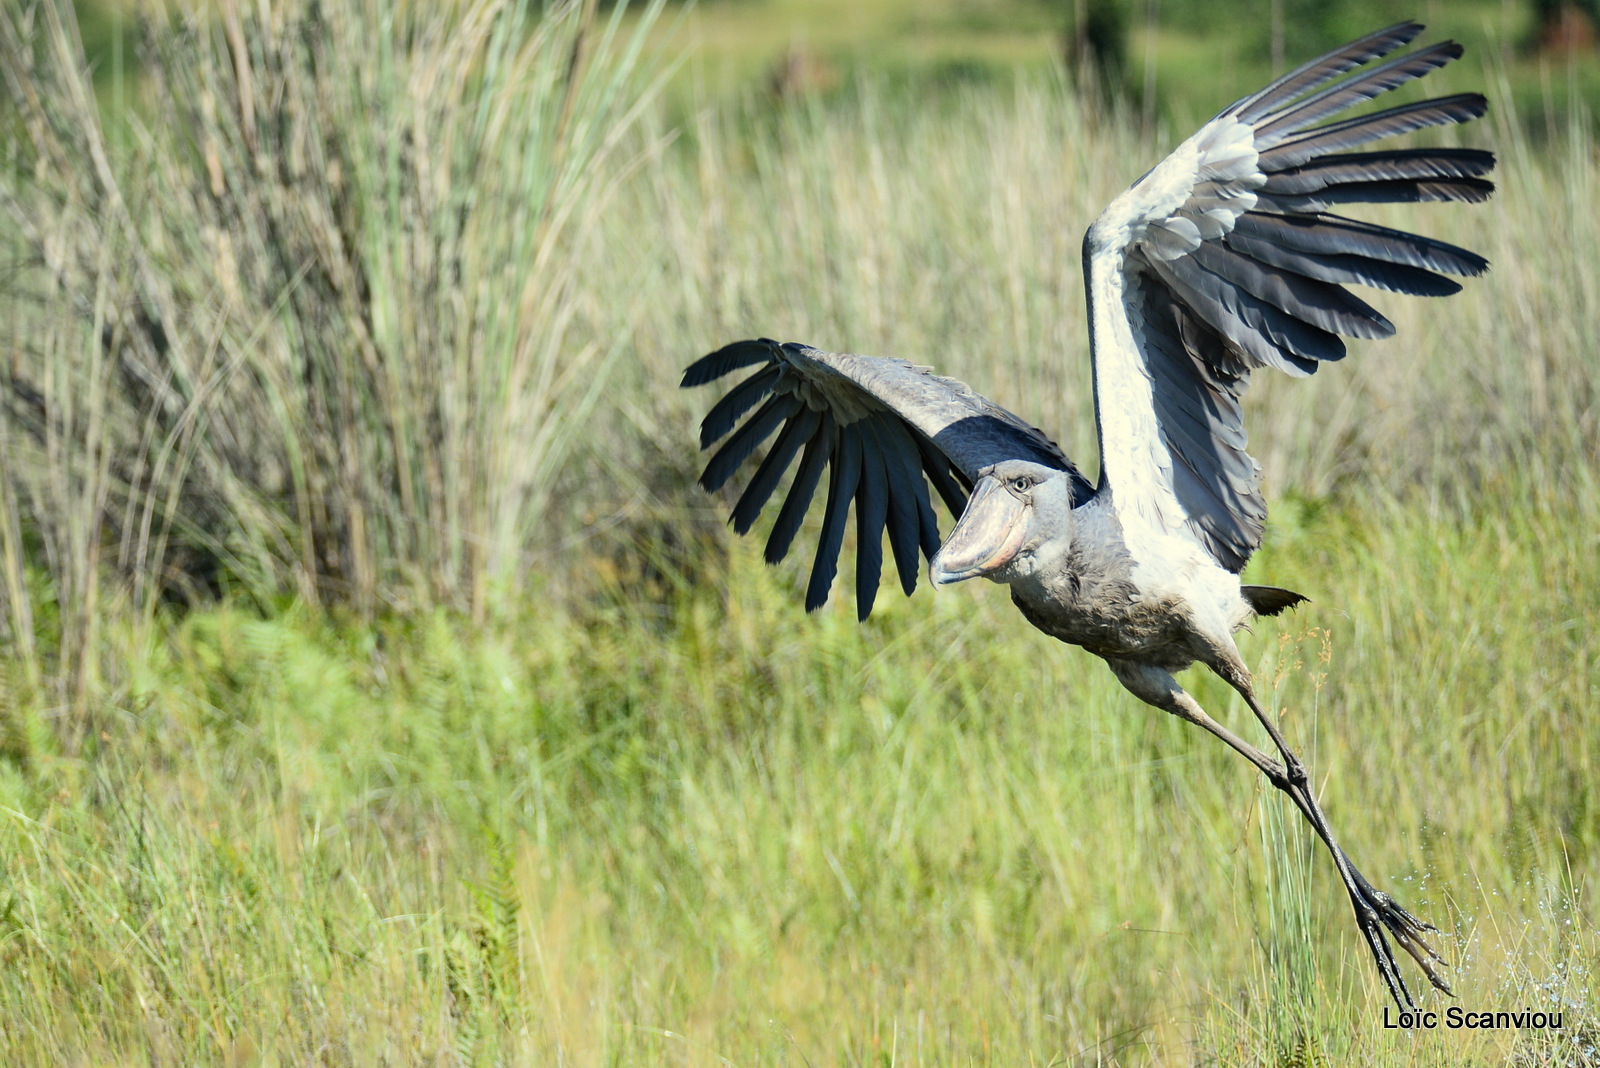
1242,585,1309,617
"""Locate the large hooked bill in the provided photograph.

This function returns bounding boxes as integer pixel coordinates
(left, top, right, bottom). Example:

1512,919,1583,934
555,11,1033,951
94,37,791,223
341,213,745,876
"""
930,476,1027,585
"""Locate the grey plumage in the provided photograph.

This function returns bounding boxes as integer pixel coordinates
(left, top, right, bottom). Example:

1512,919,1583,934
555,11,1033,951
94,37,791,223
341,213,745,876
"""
681,22,1494,1011
1228,211,1487,278
1251,41,1464,143
1260,148,1495,194
1255,94,1488,170
1232,22,1426,123
1135,280,1261,570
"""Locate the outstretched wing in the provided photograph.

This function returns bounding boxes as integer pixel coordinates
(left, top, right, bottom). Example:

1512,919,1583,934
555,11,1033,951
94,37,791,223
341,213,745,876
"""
1085,21,1493,572
682,339,1092,619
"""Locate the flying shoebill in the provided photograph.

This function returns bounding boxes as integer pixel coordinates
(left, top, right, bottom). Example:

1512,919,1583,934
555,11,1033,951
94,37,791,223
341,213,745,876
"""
681,22,1493,1010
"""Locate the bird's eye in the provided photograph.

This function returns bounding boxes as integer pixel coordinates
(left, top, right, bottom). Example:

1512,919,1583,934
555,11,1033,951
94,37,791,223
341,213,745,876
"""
1011,477,1031,493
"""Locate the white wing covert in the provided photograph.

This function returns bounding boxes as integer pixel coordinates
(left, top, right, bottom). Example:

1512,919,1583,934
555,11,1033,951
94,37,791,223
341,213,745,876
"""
682,340,1092,619
1086,22,1493,571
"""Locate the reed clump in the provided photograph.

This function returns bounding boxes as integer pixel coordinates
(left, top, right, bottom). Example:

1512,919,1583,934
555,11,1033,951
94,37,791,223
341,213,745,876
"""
0,0,668,653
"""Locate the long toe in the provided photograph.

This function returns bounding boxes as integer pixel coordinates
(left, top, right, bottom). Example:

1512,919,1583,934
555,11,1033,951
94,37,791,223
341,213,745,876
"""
1353,894,1416,1011
1375,893,1453,995
1347,867,1453,1001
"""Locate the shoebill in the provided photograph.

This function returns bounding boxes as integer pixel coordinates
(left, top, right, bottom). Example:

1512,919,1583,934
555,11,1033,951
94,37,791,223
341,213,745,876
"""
681,22,1493,1010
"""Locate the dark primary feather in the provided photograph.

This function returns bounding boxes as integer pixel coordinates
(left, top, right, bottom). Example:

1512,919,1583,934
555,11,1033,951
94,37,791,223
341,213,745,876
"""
1188,241,1393,339
765,415,834,565
1254,177,1495,213
1232,21,1423,123
1222,228,1463,296
917,435,971,517
699,364,780,447
1241,584,1309,617
1252,41,1464,145
1260,148,1496,195
1229,212,1488,277
872,418,927,596
909,466,944,559
1256,93,1488,171
700,393,802,492
731,406,820,535
853,428,891,620
681,338,777,388
809,424,863,612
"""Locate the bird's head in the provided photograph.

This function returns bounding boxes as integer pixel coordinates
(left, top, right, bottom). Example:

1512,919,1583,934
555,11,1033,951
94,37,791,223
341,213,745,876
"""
930,460,1077,586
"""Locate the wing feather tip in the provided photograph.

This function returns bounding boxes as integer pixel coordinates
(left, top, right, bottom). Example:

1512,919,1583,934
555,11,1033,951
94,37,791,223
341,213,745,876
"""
681,338,780,389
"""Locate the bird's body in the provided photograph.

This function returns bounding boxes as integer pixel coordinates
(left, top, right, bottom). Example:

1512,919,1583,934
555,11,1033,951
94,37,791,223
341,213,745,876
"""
681,22,1493,1010
1008,502,1240,669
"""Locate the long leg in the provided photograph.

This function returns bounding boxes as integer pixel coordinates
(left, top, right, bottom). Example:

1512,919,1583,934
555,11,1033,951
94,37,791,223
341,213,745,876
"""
1106,659,1447,1010
1206,650,1451,999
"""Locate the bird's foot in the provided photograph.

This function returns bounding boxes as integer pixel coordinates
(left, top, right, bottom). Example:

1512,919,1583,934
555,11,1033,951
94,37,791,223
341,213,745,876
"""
1346,864,1451,1009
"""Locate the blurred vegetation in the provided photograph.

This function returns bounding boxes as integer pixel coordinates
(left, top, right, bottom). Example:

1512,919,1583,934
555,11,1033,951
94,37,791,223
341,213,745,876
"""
67,1,1600,130
4,0,674,635
1,0,1598,1062
2,479,1598,1063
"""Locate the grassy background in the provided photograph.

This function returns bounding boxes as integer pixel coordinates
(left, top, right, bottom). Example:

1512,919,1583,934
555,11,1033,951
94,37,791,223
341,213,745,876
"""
67,0,1600,132
4,489,1599,1064
2,0,1599,1063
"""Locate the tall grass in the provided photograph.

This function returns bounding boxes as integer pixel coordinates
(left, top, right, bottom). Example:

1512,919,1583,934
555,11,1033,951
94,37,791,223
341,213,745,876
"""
1,2,1598,1063
0,0,669,646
